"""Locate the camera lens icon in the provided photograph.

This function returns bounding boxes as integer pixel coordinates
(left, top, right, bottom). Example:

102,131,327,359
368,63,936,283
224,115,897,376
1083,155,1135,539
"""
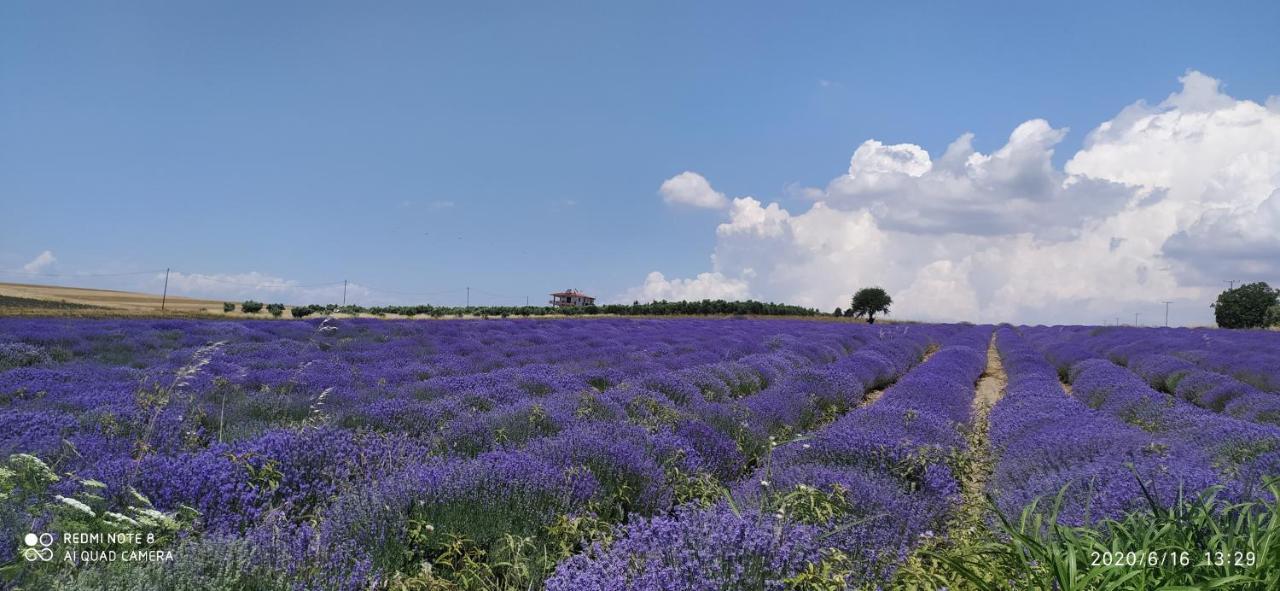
22,533,54,562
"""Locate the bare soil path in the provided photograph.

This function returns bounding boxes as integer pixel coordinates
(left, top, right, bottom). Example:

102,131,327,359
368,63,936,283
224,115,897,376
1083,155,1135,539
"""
896,332,1007,588
960,333,1008,524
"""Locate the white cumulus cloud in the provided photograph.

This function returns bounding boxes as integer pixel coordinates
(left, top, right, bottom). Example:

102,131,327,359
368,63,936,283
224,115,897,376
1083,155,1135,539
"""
22,250,56,273
623,271,750,303
632,71,1280,325
659,171,729,209
820,119,1136,238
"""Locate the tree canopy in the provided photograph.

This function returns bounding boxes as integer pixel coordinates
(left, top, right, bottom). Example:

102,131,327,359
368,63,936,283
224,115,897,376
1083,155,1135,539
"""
1213,282,1278,329
850,287,892,324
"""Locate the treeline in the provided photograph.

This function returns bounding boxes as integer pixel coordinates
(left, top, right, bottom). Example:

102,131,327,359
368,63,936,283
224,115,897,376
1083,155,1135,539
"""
239,299,821,319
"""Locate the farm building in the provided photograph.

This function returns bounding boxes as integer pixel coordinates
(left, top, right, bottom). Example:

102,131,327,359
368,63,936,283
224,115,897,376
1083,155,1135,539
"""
549,289,595,308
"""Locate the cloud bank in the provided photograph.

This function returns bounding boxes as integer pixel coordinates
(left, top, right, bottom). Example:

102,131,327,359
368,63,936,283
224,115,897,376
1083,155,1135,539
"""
632,72,1280,325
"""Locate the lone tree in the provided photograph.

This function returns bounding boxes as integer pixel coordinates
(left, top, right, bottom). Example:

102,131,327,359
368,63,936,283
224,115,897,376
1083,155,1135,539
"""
850,287,892,324
1213,282,1278,329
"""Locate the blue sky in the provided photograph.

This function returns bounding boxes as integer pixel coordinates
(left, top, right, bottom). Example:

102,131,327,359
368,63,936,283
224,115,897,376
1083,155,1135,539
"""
2,1,1279,322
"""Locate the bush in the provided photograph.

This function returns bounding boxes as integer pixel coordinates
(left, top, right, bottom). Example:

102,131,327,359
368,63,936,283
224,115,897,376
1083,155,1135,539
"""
266,303,285,318
290,306,314,318
223,302,235,313
1214,282,1277,329
1267,304,1280,328
241,300,264,314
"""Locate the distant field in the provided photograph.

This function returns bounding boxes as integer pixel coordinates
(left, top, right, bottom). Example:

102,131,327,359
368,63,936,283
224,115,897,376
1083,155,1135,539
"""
0,282,228,315
0,294,103,311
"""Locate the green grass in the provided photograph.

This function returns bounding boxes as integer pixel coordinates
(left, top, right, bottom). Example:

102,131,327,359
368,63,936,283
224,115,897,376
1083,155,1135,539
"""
909,476,1280,590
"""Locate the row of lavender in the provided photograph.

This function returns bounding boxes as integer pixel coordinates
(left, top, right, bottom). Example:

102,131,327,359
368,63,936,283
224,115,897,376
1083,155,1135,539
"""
992,326,1280,527
1,317,985,588
1027,326,1280,421
548,324,993,588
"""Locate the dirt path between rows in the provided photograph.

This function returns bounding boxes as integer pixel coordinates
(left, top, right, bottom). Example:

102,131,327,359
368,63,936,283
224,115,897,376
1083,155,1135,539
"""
895,333,1008,584
957,334,1007,530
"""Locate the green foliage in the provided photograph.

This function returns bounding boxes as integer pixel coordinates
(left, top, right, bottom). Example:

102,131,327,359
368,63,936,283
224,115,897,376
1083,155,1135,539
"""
916,477,1280,590
784,548,854,591
850,287,893,324
1214,282,1278,329
222,302,235,313
240,300,264,314
774,483,854,526
1266,304,1280,328
290,306,314,318
266,303,285,317
386,508,616,591
0,453,198,586
676,471,727,508
50,535,293,591
833,307,843,317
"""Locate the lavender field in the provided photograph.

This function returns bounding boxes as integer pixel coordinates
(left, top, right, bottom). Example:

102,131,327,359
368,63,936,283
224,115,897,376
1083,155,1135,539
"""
2,317,1279,589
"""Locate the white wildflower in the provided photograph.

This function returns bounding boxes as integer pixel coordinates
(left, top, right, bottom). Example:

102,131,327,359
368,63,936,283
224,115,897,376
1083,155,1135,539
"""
105,511,141,528
55,495,96,517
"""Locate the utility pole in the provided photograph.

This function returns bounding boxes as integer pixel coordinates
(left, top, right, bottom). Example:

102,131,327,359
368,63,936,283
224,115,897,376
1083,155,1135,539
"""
160,268,170,311
342,280,348,306
525,295,529,307
1162,301,1173,327
466,286,470,308
1134,312,1141,326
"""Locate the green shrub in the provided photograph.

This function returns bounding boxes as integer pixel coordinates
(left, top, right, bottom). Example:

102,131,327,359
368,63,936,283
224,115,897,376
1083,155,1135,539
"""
1214,282,1277,329
266,303,285,318
240,300,264,314
1266,304,1280,328
290,306,314,318
223,302,235,313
